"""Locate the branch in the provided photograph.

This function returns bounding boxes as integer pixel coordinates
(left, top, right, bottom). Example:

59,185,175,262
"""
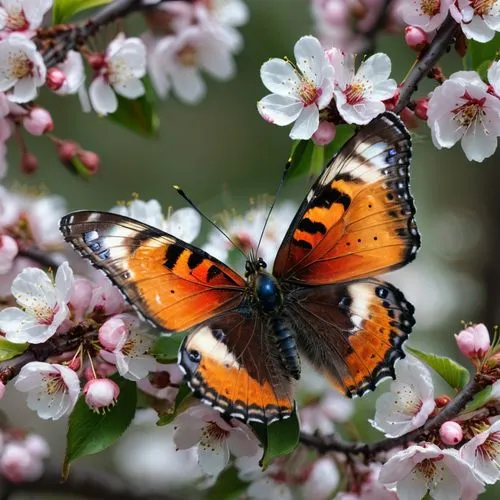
300,373,488,456
395,14,459,113
0,466,175,500
17,247,64,269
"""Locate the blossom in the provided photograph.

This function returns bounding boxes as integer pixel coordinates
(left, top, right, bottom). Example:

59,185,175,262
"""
460,419,500,484
330,50,397,125
173,404,260,478
0,34,46,103
427,70,500,162
83,378,120,412
371,356,435,438
455,323,491,359
147,25,235,104
0,442,43,483
450,0,500,42
53,50,85,95
0,234,17,274
379,444,485,500
100,314,156,381
0,262,74,344
257,35,334,140
14,362,81,420
137,361,183,401
488,59,500,97
440,421,464,445
0,0,53,33
400,0,454,32
89,34,146,115
87,276,124,316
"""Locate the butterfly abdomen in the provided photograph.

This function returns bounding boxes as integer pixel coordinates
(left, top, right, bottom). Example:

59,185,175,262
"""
272,317,301,380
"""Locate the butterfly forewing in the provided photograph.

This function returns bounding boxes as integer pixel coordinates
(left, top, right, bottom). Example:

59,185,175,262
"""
59,211,245,332
273,112,420,284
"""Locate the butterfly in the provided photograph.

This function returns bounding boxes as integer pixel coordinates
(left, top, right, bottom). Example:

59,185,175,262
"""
59,112,420,425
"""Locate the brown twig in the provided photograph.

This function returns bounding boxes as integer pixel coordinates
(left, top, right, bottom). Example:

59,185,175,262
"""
395,14,459,113
299,373,488,456
17,247,65,269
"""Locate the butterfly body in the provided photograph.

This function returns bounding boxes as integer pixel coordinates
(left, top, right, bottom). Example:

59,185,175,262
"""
60,112,420,425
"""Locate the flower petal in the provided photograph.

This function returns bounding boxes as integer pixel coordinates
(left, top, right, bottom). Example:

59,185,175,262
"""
89,78,118,115
114,78,145,99
257,93,303,126
260,58,301,97
289,104,319,139
294,35,325,85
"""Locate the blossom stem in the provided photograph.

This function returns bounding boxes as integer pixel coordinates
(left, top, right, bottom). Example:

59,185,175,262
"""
299,373,489,456
395,14,459,114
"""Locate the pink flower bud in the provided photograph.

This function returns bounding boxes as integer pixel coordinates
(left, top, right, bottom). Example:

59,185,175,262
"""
89,280,124,316
46,67,67,91
414,97,429,121
439,421,463,445
57,140,79,162
23,108,54,136
455,323,491,359
87,52,106,71
20,151,38,174
69,277,93,322
312,121,336,146
0,443,43,483
0,235,18,274
435,394,451,408
23,434,50,459
83,378,120,411
405,26,428,51
96,362,117,378
400,107,419,130
98,317,127,351
323,2,348,24
77,150,100,175
0,381,5,400
67,357,81,371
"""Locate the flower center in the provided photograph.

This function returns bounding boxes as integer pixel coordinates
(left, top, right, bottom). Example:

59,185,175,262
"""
298,79,321,106
43,373,67,395
420,0,441,16
8,51,33,79
477,430,500,460
344,81,367,105
109,58,132,85
204,422,230,442
470,0,497,16
394,385,423,415
177,44,198,67
6,8,29,31
35,304,57,325
416,455,445,484
452,92,486,127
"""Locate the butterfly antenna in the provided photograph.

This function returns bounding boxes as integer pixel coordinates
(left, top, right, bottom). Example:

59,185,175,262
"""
173,185,248,260
255,156,292,257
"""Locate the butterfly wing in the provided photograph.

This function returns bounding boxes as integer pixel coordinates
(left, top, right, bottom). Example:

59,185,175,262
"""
285,279,414,397
59,211,245,332
273,112,420,285
180,310,294,423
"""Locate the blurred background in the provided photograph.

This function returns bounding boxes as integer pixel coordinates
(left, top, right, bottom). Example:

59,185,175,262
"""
2,0,499,497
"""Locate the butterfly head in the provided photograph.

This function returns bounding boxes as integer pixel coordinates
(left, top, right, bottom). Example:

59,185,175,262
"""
245,257,283,314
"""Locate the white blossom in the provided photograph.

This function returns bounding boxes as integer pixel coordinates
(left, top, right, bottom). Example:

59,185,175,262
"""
400,0,454,32
14,362,81,420
0,262,73,344
451,0,500,42
0,0,52,33
54,50,85,95
257,35,334,140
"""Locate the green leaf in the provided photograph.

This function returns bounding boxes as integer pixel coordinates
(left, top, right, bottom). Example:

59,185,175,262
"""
107,77,159,137
207,467,248,500
53,0,112,24
465,33,500,79
252,408,300,469
465,385,493,413
153,333,187,363
407,346,470,390
0,338,28,361
63,376,137,479
63,155,92,180
156,383,194,426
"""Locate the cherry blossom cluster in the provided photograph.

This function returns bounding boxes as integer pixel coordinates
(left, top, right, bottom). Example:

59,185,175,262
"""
0,0,249,179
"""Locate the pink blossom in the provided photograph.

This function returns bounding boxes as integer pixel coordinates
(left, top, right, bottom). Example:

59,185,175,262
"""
23,434,49,459
0,381,5,399
98,316,128,351
0,234,17,274
404,26,428,50
84,378,120,411
455,323,491,359
0,442,43,483
22,107,53,136
68,277,93,322
88,277,124,316
312,121,336,145
440,421,464,445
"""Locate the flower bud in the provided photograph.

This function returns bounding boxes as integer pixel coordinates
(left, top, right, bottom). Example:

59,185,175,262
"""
405,26,428,51
0,443,42,483
0,235,18,274
21,151,38,174
78,150,100,175
0,381,5,400
57,140,79,162
84,378,120,411
87,52,106,71
23,434,50,459
46,68,67,91
455,323,491,359
414,97,429,121
435,394,451,408
400,107,419,130
23,107,54,136
439,421,463,445
69,277,93,322
312,121,336,146
98,317,127,351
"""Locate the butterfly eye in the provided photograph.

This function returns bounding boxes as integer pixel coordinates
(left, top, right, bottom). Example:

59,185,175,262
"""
212,329,225,342
188,349,201,363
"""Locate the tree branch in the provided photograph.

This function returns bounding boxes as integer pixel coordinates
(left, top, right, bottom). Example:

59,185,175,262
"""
395,14,459,113
17,247,64,269
299,373,488,456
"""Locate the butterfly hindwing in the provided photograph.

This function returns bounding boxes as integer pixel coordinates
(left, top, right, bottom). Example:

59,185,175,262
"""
286,278,414,397
273,112,420,284
59,211,245,332
180,311,294,423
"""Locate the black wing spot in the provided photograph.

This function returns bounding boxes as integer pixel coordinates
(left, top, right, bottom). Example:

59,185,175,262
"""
187,252,204,270
293,238,313,250
297,217,327,235
164,244,184,270
311,186,351,210
207,265,222,282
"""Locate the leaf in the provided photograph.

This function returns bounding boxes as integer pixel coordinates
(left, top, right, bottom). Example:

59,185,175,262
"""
156,383,194,426
465,33,500,79
252,407,300,469
407,346,470,390
0,338,28,361
107,77,159,138
63,155,92,180
207,467,248,500
153,333,187,364
63,376,137,479
465,385,493,413
53,0,112,24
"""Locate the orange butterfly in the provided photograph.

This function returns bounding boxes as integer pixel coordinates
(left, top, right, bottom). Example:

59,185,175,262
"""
59,112,420,424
